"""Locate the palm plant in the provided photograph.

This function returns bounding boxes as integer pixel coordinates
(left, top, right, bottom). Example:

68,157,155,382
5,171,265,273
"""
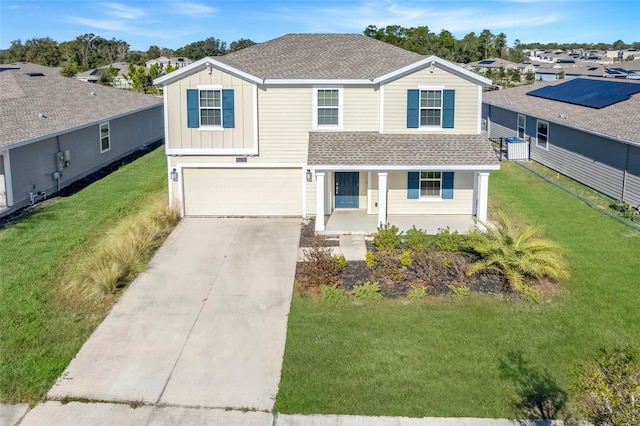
465,212,569,291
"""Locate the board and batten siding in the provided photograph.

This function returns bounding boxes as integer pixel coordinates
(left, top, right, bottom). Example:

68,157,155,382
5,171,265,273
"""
386,171,474,215
383,66,480,134
530,123,627,200
166,66,255,151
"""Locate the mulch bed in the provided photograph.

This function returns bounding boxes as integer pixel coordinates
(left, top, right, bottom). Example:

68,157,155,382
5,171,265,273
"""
296,220,514,299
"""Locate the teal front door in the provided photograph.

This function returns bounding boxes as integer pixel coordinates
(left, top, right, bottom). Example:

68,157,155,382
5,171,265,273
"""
335,172,359,208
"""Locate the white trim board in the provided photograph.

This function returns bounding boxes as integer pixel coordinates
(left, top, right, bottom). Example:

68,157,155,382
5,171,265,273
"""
309,165,500,171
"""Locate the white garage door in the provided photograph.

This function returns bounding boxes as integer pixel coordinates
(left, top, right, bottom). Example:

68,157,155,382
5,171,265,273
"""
183,167,303,216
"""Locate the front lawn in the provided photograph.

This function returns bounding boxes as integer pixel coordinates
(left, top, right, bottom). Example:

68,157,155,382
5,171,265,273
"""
275,161,640,419
0,146,168,404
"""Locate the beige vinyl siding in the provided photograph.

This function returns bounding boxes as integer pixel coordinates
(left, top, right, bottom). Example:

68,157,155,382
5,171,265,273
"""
166,66,255,150
383,66,480,134
386,171,474,215
182,167,303,216
343,85,379,131
257,85,312,162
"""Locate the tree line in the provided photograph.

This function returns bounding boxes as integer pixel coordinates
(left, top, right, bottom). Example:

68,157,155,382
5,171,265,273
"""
363,25,640,63
0,34,256,73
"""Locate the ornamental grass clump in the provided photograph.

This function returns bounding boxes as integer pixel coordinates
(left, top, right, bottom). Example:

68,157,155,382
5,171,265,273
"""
465,212,569,294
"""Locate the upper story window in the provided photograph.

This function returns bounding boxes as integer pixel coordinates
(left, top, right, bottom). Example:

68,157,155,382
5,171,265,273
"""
407,88,455,129
536,120,549,150
99,122,110,153
517,114,526,139
199,89,222,127
420,90,442,127
313,86,342,129
187,87,234,129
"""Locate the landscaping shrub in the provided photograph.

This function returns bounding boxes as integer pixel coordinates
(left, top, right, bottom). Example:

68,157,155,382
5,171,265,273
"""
353,281,383,300
465,212,569,293
412,251,469,289
435,226,462,252
405,226,431,253
365,250,376,267
320,284,348,305
333,253,347,272
571,345,640,425
371,251,406,283
373,223,402,252
399,250,412,267
407,285,426,300
446,284,470,297
298,234,343,291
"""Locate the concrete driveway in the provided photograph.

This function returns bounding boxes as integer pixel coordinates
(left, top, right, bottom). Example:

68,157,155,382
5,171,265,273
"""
46,217,300,411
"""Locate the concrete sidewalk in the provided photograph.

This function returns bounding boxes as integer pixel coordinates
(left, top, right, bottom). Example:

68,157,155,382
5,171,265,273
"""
16,402,564,425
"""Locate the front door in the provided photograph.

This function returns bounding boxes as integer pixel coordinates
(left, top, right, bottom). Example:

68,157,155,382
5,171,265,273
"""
335,172,359,208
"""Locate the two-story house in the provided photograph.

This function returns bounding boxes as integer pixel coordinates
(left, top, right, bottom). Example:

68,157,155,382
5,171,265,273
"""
154,34,499,232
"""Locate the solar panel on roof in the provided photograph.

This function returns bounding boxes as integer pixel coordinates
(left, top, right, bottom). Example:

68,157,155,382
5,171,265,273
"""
527,78,640,109
90,69,100,75
588,67,598,71
478,60,495,65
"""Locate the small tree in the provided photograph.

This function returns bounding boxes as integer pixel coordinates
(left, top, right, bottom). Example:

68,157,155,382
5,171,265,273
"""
558,70,565,80
60,61,79,77
97,68,114,86
525,70,535,84
572,346,640,425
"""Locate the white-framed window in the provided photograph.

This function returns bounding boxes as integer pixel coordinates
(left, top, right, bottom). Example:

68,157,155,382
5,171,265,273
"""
199,88,222,127
536,120,549,150
420,89,442,127
99,122,110,153
420,171,441,198
517,114,526,139
313,86,342,129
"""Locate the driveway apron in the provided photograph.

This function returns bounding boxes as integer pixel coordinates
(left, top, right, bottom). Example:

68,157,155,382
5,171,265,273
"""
47,217,300,412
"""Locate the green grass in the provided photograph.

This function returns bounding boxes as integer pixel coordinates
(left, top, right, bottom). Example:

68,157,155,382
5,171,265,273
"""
275,161,640,418
0,146,167,404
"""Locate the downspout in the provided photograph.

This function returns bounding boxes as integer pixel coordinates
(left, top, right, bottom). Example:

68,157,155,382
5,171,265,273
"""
55,135,62,192
622,143,630,202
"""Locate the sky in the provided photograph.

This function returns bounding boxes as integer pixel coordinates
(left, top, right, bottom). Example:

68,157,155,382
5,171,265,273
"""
0,0,638,51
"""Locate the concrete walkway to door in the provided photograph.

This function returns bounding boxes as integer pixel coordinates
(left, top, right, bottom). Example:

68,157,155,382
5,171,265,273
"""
46,218,300,412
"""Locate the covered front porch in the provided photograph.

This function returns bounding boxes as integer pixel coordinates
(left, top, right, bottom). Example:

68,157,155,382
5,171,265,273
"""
306,131,500,234
321,210,477,235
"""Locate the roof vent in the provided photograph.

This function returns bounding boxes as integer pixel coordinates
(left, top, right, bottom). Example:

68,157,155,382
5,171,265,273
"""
90,91,97,96
39,113,47,119
25,72,45,77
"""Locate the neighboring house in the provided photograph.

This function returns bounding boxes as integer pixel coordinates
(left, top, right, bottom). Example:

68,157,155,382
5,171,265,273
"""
75,62,132,89
482,78,640,205
154,34,499,232
467,58,534,74
0,62,164,217
145,56,194,70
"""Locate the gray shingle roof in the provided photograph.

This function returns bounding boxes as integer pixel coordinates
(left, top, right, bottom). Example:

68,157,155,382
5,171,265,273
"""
482,78,640,144
307,132,499,168
0,62,162,149
216,33,424,80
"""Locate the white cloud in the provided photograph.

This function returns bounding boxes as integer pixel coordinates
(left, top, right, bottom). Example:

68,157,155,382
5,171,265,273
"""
171,1,217,17
7,5,20,10
102,2,147,20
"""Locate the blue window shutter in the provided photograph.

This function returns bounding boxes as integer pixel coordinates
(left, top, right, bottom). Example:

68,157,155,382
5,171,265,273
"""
187,89,199,128
442,89,455,128
222,89,235,128
407,172,419,199
442,172,454,199
407,89,419,128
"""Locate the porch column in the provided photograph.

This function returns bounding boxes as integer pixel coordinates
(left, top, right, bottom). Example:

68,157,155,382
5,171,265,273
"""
378,172,388,226
315,171,326,231
477,172,490,231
